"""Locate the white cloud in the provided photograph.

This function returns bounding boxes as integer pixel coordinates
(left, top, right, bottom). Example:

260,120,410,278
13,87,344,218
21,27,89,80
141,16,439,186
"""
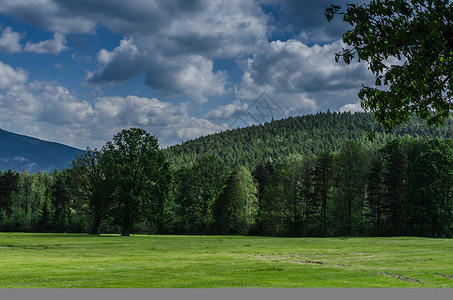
0,0,268,101
25,32,67,55
85,38,142,85
205,100,249,121
0,61,28,89
339,101,364,113
0,27,23,53
0,0,96,34
237,39,374,115
144,54,228,103
0,59,230,148
92,95,229,147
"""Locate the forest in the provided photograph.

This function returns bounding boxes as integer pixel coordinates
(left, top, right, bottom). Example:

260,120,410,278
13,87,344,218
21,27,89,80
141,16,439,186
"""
0,112,452,237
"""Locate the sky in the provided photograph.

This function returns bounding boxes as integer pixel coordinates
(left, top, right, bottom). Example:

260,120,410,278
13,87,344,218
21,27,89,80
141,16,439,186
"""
0,0,372,150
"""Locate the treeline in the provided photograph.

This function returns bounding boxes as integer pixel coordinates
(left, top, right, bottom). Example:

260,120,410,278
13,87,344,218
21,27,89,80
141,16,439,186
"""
1,132,452,237
166,111,453,169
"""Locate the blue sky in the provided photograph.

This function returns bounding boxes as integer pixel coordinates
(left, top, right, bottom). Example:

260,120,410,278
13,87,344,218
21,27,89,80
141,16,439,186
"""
0,0,371,149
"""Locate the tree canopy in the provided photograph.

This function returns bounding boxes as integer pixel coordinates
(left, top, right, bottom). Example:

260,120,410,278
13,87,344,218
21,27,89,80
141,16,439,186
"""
102,128,171,236
326,0,453,130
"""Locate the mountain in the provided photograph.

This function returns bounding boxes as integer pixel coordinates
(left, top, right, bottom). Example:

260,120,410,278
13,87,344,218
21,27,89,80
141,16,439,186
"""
165,111,453,169
0,129,85,173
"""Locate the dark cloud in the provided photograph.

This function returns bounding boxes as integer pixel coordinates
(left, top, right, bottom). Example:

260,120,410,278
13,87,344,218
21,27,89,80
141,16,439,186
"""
247,40,371,94
260,0,368,42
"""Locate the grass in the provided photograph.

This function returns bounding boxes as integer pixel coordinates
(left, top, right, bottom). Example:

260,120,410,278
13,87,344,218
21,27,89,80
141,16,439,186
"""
0,233,452,288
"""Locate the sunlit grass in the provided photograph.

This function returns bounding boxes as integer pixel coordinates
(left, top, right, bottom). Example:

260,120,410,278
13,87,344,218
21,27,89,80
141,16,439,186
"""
0,233,451,288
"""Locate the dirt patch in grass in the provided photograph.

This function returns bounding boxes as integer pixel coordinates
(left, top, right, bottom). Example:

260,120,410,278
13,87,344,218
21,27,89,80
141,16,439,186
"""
246,254,325,265
379,272,424,284
435,274,453,280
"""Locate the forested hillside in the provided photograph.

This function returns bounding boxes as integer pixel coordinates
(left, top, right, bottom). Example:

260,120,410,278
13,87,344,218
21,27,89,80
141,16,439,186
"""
0,129,84,173
165,111,453,169
1,114,452,237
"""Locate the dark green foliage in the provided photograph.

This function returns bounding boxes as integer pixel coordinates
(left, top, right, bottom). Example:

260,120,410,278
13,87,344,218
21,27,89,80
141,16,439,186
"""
175,154,229,234
327,0,453,130
278,156,315,236
70,149,109,235
405,140,453,237
380,139,407,235
213,166,258,235
0,170,19,220
165,112,453,170
51,171,71,232
332,141,369,236
102,128,171,236
313,152,333,236
37,199,51,233
1,113,453,237
366,153,384,236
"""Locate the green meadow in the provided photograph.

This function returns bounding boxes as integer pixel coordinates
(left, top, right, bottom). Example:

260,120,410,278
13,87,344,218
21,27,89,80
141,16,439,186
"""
0,233,452,288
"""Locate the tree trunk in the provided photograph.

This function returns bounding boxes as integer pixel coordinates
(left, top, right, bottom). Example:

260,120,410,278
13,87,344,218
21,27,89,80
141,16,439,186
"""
121,224,130,236
90,215,101,235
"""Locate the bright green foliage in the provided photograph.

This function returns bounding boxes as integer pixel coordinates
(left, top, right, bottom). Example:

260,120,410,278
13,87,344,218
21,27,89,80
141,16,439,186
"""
213,166,258,235
326,0,453,130
102,128,171,236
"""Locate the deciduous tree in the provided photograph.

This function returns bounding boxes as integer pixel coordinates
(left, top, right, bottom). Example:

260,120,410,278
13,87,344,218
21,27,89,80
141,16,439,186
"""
327,0,453,129
102,128,171,236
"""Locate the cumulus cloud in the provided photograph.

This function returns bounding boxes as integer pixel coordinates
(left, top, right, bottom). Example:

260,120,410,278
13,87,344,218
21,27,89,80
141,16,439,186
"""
205,100,249,121
0,0,96,34
237,39,374,115
25,32,68,55
0,61,29,89
0,59,229,148
0,0,378,148
0,27,23,53
144,55,227,103
259,0,368,43
0,0,268,101
86,38,142,85
91,96,229,146
339,101,365,113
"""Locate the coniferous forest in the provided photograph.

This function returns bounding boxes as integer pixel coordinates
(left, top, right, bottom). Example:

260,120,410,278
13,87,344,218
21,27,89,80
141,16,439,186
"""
0,112,452,237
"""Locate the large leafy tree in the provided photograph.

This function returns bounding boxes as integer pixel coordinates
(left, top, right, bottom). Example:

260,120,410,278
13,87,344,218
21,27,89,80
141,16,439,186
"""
71,148,110,235
326,0,453,130
102,128,171,236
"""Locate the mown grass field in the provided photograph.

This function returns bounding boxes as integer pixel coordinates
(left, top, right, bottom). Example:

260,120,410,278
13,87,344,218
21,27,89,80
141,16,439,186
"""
0,233,452,288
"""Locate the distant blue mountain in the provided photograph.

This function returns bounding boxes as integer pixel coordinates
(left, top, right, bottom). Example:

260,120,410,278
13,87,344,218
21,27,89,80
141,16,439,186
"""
0,129,85,173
